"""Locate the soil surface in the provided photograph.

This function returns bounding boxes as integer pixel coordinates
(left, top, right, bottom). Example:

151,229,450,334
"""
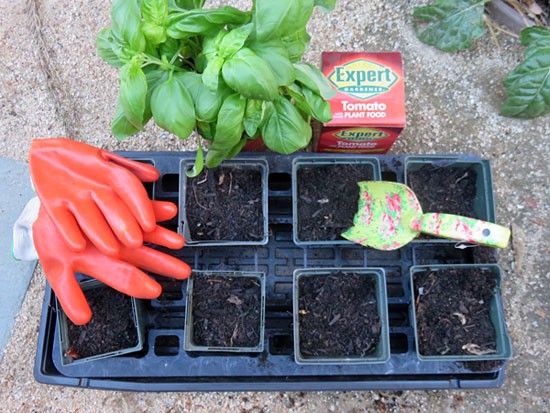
297,164,374,241
66,286,138,360
191,274,262,348
298,272,380,358
413,268,498,357
185,166,264,242
407,165,478,217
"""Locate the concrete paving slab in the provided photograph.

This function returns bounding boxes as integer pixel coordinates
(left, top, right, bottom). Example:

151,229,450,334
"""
0,158,37,362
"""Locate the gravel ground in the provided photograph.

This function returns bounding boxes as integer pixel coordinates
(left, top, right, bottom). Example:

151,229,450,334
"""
1,0,548,411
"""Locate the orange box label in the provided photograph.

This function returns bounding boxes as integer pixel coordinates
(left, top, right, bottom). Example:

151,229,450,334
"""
317,52,406,154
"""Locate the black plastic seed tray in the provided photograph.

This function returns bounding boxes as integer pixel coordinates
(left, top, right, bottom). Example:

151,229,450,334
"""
34,152,509,391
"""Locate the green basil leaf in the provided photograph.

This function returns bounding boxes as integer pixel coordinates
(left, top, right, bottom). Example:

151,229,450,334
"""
281,29,310,62
111,100,141,140
202,30,228,61
222,48,279,101
261,97,311,154
205,149,226,168
210,93,246,153
520,26,550,60
151,73,196,138
196,81,230,122
243,99,264,137
143,67,170,121
202,56,224,91
413,0,489,52
119,58,148,128
186,139,204,178
294,61,336,99
167,7,250,39
314,0,337,11
111,0,145,53
286,83,332,123
501,40,550,119
254,0,314,41
97,29,125,68
176,71,202,100
249,39,295,87
219,23,253,59
141,0,168,44
197,121,215,140
301,86,332,123
226,137,249,159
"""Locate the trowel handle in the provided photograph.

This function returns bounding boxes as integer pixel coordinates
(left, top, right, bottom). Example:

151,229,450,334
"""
418,213,510,248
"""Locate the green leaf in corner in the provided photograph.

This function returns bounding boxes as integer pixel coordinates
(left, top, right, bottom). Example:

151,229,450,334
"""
141,0,168,44
186,139,204,177
209,93,246,154
119,57,148,129
97,29,125,68
261,97,311,154
412,0,489,52
281,29,311,62
254,0,314,41
111,0,146,53
243,99,265,137
151,72,196,138
219,23,253,59
294,61,336,100
202,56,224,91
501,27,550,119
249,39,296,87
111,101,141,140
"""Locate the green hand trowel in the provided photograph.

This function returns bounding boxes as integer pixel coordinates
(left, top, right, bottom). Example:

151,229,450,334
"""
341,181,510,251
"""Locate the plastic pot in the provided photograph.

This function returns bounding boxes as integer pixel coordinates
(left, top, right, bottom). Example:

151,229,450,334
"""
57,279,144,366
410,264,512,362
179,158,269,247
404,155,496,244
293,267,390,364
184,271,266,353
292,155,382,246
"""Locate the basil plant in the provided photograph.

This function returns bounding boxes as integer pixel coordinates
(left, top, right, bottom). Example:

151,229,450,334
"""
98,0,338,175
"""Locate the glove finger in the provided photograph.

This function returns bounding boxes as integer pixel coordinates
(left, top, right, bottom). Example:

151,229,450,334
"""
45,264,92,326
101,151,160,182
143,226,185,249
92,190,143,249
107,168,157,233
70,200,120,256
76,251,162,299
45,206,87,253
151,200,178,222
121,246,191,280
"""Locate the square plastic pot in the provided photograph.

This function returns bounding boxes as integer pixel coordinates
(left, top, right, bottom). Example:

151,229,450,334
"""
293,267,390,364
404,155,495,244
184,271,266,353
179,158,269,247
292,156,382,246
410,264,512,362
57,279,144,366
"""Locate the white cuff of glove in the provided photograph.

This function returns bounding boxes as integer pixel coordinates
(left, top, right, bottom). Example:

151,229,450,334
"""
12,196,40,261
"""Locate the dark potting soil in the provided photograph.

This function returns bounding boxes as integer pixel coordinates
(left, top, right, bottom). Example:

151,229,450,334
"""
407,165,478,217
66,286,138,359
413,268,498,357
297,164,374,241
191,274,262,348
298,272,380,358
185,167,263,242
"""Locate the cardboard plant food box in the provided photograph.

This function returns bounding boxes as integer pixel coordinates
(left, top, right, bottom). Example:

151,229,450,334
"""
317,52,406,154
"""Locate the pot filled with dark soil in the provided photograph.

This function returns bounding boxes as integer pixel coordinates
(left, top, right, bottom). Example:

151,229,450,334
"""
293,268,389,364
292,156,381,245
404,155,495,243
411,264,512,362
184,271,265,353
180,159,269,246
57,279,144,366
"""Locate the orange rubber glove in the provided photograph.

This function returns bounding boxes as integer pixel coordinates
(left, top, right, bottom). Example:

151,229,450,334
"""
29,138,159,256
34,200,191,325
